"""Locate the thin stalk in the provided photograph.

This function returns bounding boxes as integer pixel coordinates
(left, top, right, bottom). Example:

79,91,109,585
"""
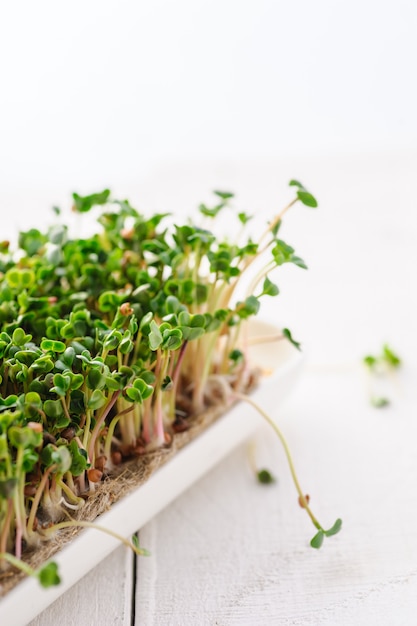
56,478,85,507
132,330,143,363
40,519,150,556
246,333,285,345
191,327,224,412
153,354,169,441
170,340,188,408
104,404,135,461
60,396,71,424
233,392,322,530
0,552,40,578
245,260,275,299
13,447,28,557
142,396,153,444
87,390,121,463
49,474,62,507
82,408,93,450
27,465,56,536
133,403,141,438
117,396,137,447
0,499,13,555
64,471,77,496
257,197,298,247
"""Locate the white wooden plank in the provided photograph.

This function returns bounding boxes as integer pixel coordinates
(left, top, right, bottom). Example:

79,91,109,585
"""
28,544,134,626
134,362,417,625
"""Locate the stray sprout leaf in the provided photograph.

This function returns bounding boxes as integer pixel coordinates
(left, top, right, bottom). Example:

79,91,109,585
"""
282,328,301,351
257,469,276,484
229,349,244,365
262,276,279,297
310,530,324,549
199,203,225,218
213,190,234,200
238,212,253,225
131,534,151,556
38,562,61,588
72,189,111,213
297,190,318,208
371,396,390,409
324,518,342,537
363,355,377,369
291,255,308,270
382,344,401,368
0,553,61,589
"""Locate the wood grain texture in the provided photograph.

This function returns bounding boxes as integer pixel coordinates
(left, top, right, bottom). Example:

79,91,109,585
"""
134,363,417,625
27,545,134,626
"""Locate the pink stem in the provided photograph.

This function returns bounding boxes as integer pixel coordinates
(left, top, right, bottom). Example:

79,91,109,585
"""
88,391,121,463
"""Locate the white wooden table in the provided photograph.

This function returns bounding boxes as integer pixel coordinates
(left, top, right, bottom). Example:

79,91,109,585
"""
15,153,417,624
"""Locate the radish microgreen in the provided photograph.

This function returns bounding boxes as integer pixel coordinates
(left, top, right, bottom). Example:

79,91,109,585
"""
257,469,276,485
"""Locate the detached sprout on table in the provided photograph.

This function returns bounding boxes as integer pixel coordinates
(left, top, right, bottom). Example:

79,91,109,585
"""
363,344,402,408
0,181,341,590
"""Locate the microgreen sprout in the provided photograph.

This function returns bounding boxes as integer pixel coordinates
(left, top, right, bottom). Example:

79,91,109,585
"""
236,392,342,548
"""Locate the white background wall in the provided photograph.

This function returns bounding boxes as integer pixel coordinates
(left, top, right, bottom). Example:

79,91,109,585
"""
1,0,416,196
